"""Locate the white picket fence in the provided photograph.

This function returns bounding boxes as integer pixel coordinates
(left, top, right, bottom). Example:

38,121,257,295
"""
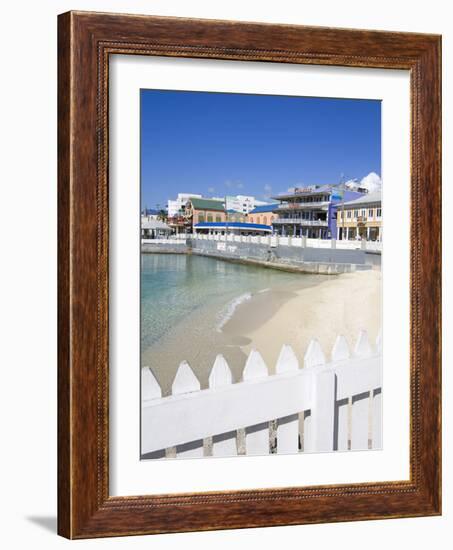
142,330,382,459
191,233,381,252
142,238,186,245
141,233,382,252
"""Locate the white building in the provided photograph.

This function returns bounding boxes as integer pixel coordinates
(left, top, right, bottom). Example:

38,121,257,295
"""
225,195,268,214
141,216,173,239
167,193,202,218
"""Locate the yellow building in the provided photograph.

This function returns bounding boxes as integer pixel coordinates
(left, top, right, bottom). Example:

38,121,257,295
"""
337,192,382,241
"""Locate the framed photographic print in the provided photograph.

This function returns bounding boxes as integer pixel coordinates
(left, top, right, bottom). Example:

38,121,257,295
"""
58,11,441,538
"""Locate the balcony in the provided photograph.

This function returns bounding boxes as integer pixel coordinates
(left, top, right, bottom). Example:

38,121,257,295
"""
273,218,328,227
277,201,330,210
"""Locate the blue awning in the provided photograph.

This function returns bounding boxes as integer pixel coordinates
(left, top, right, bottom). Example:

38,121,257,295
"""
194,222,272,232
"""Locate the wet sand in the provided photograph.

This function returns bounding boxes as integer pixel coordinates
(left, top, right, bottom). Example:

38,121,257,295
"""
225,269,381,372
142,269,381,396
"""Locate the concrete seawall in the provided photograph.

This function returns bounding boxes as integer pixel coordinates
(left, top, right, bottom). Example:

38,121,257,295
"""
141,238,371,274
188,238,369,274
142,242,188,254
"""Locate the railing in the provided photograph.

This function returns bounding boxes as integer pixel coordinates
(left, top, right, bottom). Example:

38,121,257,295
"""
142,330,382,458
276,201,330,210
190,233,382,251
140,234,382,252
142,238,186,245
273,218,328,226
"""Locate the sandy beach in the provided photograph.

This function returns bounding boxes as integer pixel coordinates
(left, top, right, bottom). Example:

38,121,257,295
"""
142,253,381,395
223,269,381,373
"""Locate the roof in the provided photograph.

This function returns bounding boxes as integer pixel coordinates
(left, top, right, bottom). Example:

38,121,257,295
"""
141,218,172,230
249,204,279,214
272,185,338,201
190,198,225,211
342,191,382,207
194,222,272,232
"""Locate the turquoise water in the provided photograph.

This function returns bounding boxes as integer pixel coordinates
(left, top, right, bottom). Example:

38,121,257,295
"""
141,254,328,394
141,253,305,351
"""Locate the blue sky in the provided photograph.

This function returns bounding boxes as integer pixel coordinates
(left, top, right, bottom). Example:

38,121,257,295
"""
141,89,381,210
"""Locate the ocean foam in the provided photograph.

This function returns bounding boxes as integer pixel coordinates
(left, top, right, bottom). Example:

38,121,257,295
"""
216,292,252,332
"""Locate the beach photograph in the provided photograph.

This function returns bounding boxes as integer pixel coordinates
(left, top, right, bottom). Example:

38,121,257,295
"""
140,90,382,460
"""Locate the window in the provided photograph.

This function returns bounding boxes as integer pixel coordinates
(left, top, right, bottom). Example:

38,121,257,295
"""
198,214,205,223
377,208,382,217
215,215,221,222
347,210,352,218
361,209,366,217
368,208,374,217
207,214,213,222
263,216,267,224
354,209,359,218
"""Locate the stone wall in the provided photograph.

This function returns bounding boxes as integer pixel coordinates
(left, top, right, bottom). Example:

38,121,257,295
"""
188,238,368,274
141,242,189,254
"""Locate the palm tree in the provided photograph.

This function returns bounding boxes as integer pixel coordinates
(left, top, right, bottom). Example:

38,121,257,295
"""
157,209,168,223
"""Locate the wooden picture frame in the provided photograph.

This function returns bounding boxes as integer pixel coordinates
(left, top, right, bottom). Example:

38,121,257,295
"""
58,11,441,539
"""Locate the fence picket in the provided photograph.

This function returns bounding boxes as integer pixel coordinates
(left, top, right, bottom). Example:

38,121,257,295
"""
351,392,370,450
275,345,300,454
372,330,383,448
376,330,382,354
304,338,326,369
331,336,350,450
208,355,237,457
372,389,383,449
142,367,161,400
171,361,203,458
142,330,383,459
243,350,270,455
140,367,163,458
243,349,268,379
304,340,335,452
350,331,373,450
302,339,325,449
172,360,201,394
331,335,350,362
354,330,373,358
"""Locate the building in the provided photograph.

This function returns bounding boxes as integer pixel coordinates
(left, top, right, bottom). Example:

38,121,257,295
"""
184,197,226,231
167,193,202,218
248,204,279,226
225,195,269,215
271,185,363,239
141,216,173,239
226,210,247,223
167,213,187,234
194,221,272,236
337,191,382,241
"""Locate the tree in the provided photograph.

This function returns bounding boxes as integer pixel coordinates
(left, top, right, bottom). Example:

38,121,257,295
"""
157,209,168,223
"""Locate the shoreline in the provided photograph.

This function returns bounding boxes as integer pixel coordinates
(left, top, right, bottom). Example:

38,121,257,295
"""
141,236,378,276
142,246,368,275
141,253,380,395
224,269,381,371
141,256,334,395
